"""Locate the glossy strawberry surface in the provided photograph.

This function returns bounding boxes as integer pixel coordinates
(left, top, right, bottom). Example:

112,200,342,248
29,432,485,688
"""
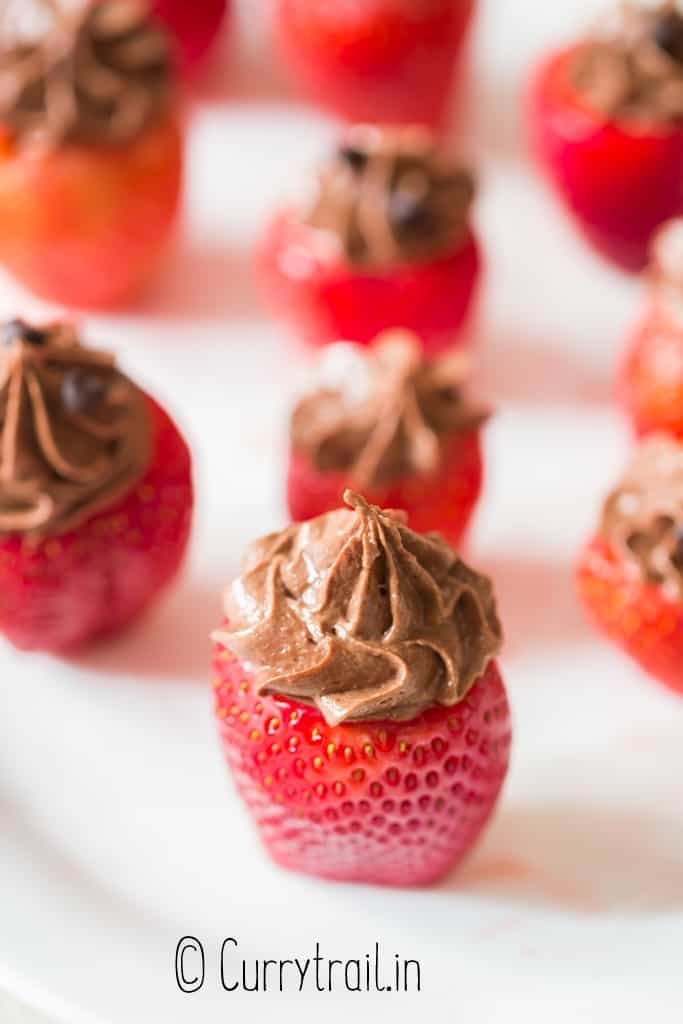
0,114,182,308
258,210,481,355
213,649,511,886
0,397,193,654
287,429,483,550
275,0,475,126
577,536,683,696
152,0,228,75
530,45,683,272
619,306,683,439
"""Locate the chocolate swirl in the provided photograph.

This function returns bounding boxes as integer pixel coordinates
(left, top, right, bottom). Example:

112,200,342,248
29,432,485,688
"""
305,125,475,268
0,318,151,540
0,0,172,147
290,331,487,491
601,435,683,600
215,491,502,726
572,2,683,123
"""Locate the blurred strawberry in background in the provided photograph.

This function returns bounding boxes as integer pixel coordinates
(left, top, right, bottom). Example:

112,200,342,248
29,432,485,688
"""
152,0,229,76
274,0,476,126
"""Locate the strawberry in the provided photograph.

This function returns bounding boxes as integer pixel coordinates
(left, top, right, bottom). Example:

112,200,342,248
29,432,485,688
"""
257,126,480,355
0,1,182,308
619,220,683,438
576,437,683,696
212,492,509,886
286,333,486,548
529,5,683,272
288,431,482,550
213,652,509,886
274,0,475,127
0,321,193,654
151,0,228,76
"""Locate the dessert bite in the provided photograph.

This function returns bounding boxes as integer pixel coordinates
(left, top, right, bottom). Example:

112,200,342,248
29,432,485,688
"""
274,0,475,127
529,1,683,271
620,219,683,437
577,436,683,694
0,0,183,307
258,125,480,355
212,491,510,886
0,318,193,653
287,331,487,548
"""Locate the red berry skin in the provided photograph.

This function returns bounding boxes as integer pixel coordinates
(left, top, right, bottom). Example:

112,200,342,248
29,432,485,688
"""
275,0,474,126
618,307,683,439
529,45,683,272
0,397,193,654
287,429,483,549
152,0,228,76
0,113,182,309
213,648,510,886
577,537,683,696
257,210,481,355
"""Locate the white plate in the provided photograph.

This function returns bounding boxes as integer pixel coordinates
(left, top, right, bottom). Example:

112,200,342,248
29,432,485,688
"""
2,1,683,1021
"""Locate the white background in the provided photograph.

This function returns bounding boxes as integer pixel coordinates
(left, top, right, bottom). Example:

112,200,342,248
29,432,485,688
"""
2,0,683,1021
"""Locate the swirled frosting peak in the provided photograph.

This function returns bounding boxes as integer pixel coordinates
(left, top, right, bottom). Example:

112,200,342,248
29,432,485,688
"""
0,0,172,147
573,2,683,123
305,124,475,267
0,318,151,539
215,491,502,726
291,331,487,491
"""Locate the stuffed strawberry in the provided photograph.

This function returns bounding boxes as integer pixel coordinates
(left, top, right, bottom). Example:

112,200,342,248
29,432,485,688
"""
212,491,509,886
577,436,683,695
529,2,683,271
151,0,228,76
0,318,193,654
274,0,475,126
257,124,480,355
287,332,486,548
0,0,182,308
620,218,683,437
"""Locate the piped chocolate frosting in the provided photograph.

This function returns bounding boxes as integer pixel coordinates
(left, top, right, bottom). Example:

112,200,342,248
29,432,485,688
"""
305,125,475,268
0,318,151,540
572,2,683,123
0,0,172,147
290,332,487,492
215,491,502,726
600,435,683,599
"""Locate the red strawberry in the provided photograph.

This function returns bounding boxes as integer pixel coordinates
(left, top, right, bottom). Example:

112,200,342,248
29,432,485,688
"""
212,491,508,886
576,437,683,696
151,0,228,76
529,35,683,272
257,127,480,355
577,537,683,696
288,431,483,550
0,322,193,654
0,1,182,308
619,220,683,438
213,652,510,886
287,334,485,546
259,211,480,355
274,0,475,127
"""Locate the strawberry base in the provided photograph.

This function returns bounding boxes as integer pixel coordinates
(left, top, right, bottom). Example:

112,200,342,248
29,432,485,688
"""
258,210,481,356
0,114,182,308
275,0,475,126
152,0,228,75
213,647,510,886
529,46,683,272
618,306,683,439
577,537,683,696
0,397,193,654
287,430,483,550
